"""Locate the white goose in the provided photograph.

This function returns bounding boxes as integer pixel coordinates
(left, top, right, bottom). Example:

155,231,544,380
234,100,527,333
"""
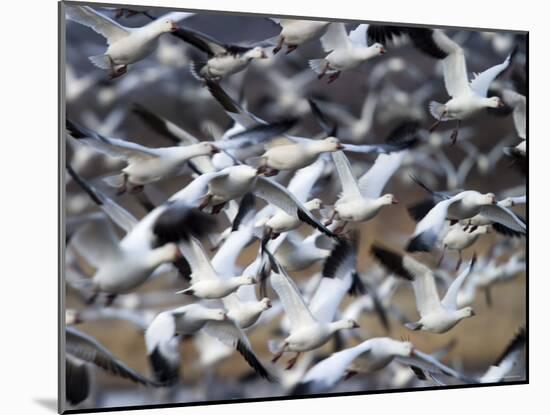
274,230,331,271
270,19,331,54
175,236,256,299
67,117,294,193
144,303,273,384
371,245,476,333
440,223,490,270
326,150,404,233
65,6,189,78
406,177,525,252
171,26,268,81
263,246,359,369
308,24,385,83
410,29,513,142
66,165,215,300
261,158,327,238
480,328,526,383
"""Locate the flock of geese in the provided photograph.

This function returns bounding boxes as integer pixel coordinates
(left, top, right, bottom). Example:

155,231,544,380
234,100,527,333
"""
63,4,527,410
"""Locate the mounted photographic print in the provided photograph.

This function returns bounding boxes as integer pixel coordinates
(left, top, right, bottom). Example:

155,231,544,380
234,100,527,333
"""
60,0,528,413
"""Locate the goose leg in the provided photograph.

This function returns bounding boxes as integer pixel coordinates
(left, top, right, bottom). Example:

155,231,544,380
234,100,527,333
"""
105,294,118,307
116,174,128,196
285,44,298,54
198,194,212,211
271,347,286,364
129,184,144,194
318,62,330,80
343,370,358,381
437,245,447,267
327,71,341,84
272,36,285,55
450,120,461,144
455,251,462,271
285,352,301,370
212,202,226,214
334,221,348,234
324,210,337,226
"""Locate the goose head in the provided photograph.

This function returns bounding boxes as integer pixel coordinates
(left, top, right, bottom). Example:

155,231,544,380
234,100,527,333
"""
245,46,268,60
319,136,345,152
196,142,220,155
484,96,505,109
234,275,258,287
370,43,386,56
157,18,179,33
457,306,476,320
260,297,273,310
379,193,399,206
331,318,360,332
207,308,229,321
305,198,323,211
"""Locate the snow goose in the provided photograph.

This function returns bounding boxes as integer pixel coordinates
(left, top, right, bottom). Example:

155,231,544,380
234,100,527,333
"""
371,245,476,333
170,26,268,81
274,230,331,271
145,303,273,384
66,326,163,405
263,245,359,369
270,19,331,54
406,176,525,252
261,158,326,239
186,164,337,238
414,30,514,143
324,122,419,232
66,165,215,301
480,327,526,383
175,235,256,299
210,221,273,328
309,23,385,83
440,223,490,270
293,337,473,394
65,6,189,78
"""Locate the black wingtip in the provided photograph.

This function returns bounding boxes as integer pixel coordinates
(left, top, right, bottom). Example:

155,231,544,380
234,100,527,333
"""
231,193,256,231
493,327,526,367
153,203,217,245
492,220,526,238
407,198,436,222
66,164,103,206
236,340,275,382
205,80,240,114
371,244,415,281
297,208,337,239
405,233,434,253
149,347,179,386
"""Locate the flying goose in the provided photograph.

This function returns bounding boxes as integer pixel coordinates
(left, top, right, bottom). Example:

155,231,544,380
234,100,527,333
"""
263,245,359,369
66,327,163,405
309,24,385,83
440,223,490,270
66,165,215,301
371,245,477,333
170,26,268,80
406,176,525,252
65,6,189,78
144,303,273,384
175,235,257,299
270,19,331,54
367,26,515,143
480,328,526,383
294,336,474,394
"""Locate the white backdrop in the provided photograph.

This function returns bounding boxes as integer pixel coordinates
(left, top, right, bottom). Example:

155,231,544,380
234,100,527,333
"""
2,0,543,414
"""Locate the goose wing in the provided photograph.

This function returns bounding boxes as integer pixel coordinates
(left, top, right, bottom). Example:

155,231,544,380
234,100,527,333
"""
470,48,516,98
479,204,526,233
180,236,219,283
254,177,336,237
348,24,370,47
65,5,130,45
358,151,406,199
203,319,274,381
441,254,477,310
331,151,362,199
67,326,162,386
320,23,351,52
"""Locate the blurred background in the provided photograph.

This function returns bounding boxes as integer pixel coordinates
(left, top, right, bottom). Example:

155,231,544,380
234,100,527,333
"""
64,4,526,410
